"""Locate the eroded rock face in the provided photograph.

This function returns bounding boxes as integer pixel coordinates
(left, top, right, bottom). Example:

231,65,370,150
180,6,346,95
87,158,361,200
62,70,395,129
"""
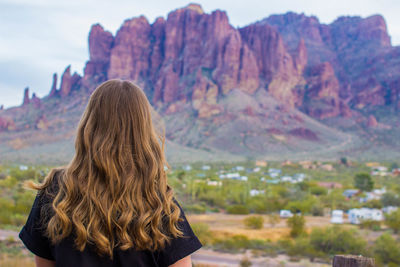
31,93,41,108
366,114,378,127
22,87,30,105
49,73,57,97
303,62,341,119
60,66,72,98
12,5,400,123
0,116,15,131
288,127,319,141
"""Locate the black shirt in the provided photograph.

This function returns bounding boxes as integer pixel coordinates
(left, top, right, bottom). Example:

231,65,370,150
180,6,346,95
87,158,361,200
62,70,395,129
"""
19,174,202,267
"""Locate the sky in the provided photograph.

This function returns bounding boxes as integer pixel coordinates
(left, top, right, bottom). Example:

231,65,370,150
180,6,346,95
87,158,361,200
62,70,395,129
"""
1,0,400,108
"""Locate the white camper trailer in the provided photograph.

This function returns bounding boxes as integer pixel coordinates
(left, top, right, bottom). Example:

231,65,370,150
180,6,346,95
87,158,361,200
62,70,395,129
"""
348,208,383,224
330,210,344,224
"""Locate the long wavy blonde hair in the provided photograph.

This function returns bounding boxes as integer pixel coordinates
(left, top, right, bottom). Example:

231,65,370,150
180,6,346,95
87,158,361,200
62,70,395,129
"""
32,79,183,258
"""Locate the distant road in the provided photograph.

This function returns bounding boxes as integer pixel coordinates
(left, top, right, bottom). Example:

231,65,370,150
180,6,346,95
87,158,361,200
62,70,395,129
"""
192,248,330,267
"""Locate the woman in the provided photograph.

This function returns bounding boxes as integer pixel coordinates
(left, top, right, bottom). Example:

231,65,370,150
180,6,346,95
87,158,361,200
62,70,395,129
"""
19,79,202,267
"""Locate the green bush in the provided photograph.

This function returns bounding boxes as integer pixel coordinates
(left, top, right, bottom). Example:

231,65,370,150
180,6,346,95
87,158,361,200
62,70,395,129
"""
286,237,323,261
359,220,381,231
184,204,206,214
311,204,324,216
310,186,327,196
213,235,249,252
226,205,250,215
374,233,400,265
385,208,400,233
240,256,252,267
309,226,367,256
243,215,264,229
191,223,212,245
287,215,305,238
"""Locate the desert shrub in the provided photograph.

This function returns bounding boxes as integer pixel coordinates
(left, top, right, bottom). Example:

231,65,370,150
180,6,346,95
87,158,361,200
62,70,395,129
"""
0,198,14,225
310,186,327,196
240,256,252,267
285,196,316,214
363,199,383,209
0,176,18,188
374,233,400,266
381,192,400,207
310,226,367,256
287,215,305,238
243,215,264,229
213,235,249,252
311,204,324,216
385,208,400,233
286,237,323,262
359,220,381,231
184,204,206,214
268,213,280,226
191,223,212,246
226,205,249,215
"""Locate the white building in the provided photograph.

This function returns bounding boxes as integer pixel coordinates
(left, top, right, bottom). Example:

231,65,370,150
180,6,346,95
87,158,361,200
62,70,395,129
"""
348,208,384,224
331,210,344,224
202,165,211,171
281,175,293,182
183,165,192,171
207,180,222,186
250,189,265,196
280,210,293,218
234,166,245,171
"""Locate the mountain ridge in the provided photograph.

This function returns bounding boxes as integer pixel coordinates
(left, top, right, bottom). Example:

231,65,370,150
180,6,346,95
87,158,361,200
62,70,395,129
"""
1,3,399,164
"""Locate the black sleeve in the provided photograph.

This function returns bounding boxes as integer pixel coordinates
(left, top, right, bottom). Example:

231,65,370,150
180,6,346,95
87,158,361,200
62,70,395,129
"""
154,199,202,267
19,191,55,260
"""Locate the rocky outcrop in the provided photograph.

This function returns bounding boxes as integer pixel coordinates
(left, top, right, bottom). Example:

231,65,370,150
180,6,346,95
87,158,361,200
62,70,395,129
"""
0,116,15,131
31,93,41,108
12,5,400,123
22,87,30,105
302,62,341,119
60,66,72,97
49,73,57,97
288,127,319,141
366,115,378,127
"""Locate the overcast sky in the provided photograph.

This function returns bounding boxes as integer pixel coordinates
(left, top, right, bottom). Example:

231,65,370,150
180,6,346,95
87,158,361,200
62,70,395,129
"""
1,0,399,108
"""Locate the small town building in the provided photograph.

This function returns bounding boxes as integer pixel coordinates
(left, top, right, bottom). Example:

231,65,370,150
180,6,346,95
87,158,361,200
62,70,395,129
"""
331,210,344,224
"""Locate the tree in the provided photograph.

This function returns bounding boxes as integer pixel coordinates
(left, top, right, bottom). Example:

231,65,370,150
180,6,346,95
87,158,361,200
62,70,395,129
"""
354,173,374,192
287,214,305,238
385,208,400,233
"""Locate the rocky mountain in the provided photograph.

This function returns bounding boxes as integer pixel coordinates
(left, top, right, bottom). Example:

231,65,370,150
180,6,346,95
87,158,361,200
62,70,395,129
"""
1,4,399,164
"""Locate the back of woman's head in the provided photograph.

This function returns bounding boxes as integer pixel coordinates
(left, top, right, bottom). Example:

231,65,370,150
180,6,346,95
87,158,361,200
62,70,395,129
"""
36,79,183,257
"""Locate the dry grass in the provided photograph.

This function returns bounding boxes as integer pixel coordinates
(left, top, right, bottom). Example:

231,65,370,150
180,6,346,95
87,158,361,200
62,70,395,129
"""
0,256,34,267
186,213,356,241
